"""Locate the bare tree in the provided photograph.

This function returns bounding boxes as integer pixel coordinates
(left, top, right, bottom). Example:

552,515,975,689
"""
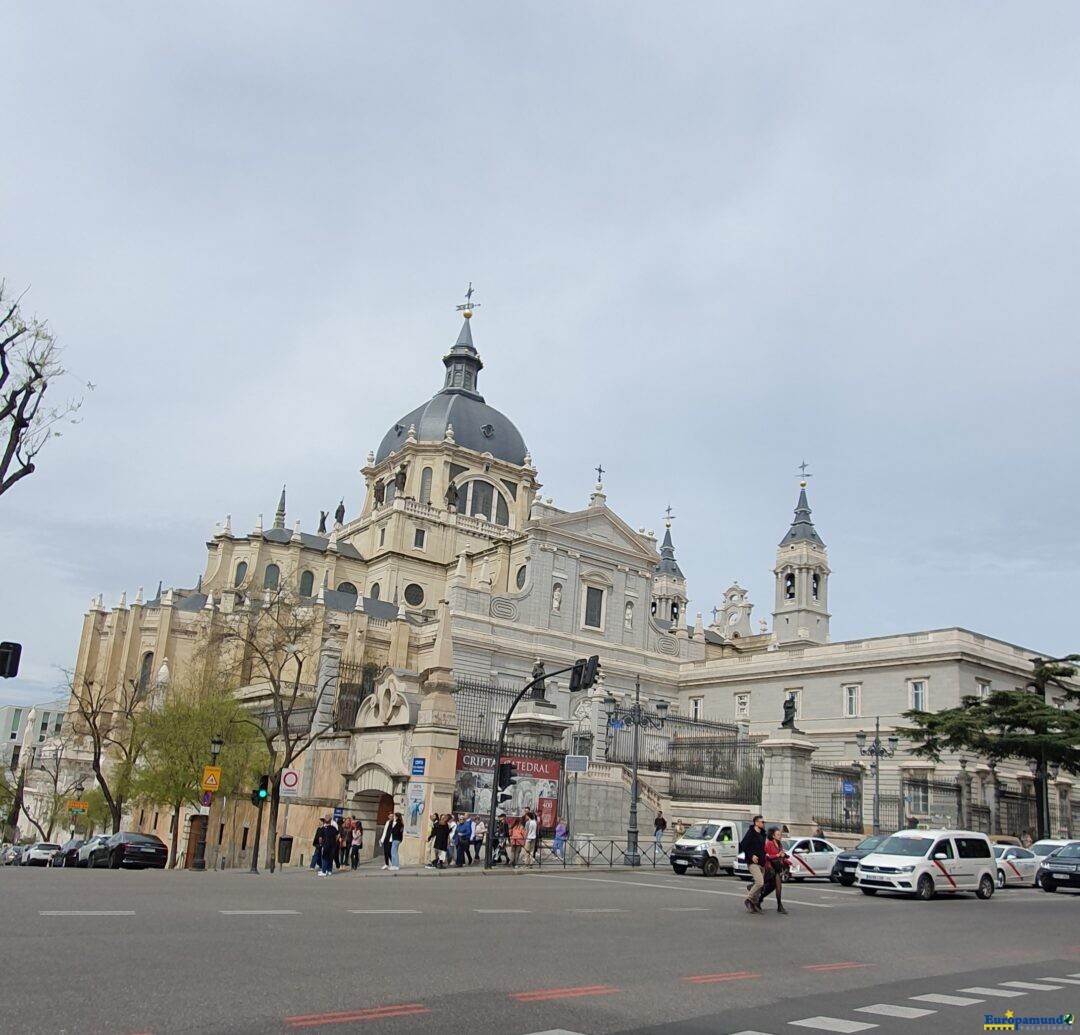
21,728,85,841
0,281,85,499
213,588,335,872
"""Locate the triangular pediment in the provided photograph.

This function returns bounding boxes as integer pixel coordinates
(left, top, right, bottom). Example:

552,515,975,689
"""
535,506,658,565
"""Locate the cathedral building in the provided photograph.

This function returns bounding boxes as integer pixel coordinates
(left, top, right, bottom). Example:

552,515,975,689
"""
53,306,1078,865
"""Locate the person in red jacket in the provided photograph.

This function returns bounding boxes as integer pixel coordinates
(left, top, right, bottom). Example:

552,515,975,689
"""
762,826,790,914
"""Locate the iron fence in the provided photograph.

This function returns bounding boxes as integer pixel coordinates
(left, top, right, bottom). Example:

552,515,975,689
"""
1072,804,1080,839
811,765,863,834
902,776,961,829
997,788,1037,840
485,837,671,870
334,659,378,730
453,676,566,763
970,803,991,834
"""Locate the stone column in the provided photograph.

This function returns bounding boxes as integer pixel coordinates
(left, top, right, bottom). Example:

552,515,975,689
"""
759,727,818,832
956,768,973,830
311,627,344,735
983,771,1000,835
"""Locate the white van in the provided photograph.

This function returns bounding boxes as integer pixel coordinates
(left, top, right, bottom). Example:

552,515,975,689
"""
855,829,996,900
669,819,763,877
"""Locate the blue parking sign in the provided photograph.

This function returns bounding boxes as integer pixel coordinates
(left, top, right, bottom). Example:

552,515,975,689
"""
411,757,426,776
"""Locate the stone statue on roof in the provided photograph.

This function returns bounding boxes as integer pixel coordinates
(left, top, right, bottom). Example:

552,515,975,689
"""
444,480,459,511
394,464,408,494
374,480,385,506
318,511,328,534
335,499,345,525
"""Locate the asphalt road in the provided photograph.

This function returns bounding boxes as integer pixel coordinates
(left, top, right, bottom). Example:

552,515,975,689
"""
2,863,1078,1035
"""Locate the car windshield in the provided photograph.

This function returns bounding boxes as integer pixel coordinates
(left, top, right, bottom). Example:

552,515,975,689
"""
875,835,934,857
124,834,162,844
855,835,887,852
42,844,61,851
1032,843,1064,856
1050,844,1080,860
682,824,718,840
993,845,1006,858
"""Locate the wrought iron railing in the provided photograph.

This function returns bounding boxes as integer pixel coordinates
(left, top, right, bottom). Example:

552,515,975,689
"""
484,836,672,870
811,764,864,834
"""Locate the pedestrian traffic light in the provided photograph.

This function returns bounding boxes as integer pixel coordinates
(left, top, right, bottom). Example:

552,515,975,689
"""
0,641,22,679
251,774,270,805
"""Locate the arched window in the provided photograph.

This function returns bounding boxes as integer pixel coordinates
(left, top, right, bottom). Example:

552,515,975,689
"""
784,572,795,600
419,467,433,505
515,565,527,590
384,481,397,503
138,651,154,691
370,582,381,600
457,479,509,524
264,564,280,590
811,573,820,600
337,582,358,597
496,494,509,526
671,601,680,624
233,561,248,587
470,480,494,519
299,570,315,596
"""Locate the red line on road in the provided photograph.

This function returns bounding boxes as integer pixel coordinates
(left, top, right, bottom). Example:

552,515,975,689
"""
804,962,873,972
285,1004,431,1028
510,984,620,1003
681,971,760,984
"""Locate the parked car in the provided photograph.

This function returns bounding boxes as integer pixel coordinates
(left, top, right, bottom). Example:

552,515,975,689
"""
992,844,1039,888
735,837,842,882
668,820,742,877
855,829,995,900
78,835,111,868
1030,839,1078,865
20,842,62,867
831,834,891,885
90,832,168,870
51,838,87,868
1038,842,1080,894
0,844,22,866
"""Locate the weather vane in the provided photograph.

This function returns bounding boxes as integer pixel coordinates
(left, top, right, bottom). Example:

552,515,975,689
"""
664,504,676,528
797,460,814,487
456,282,480,318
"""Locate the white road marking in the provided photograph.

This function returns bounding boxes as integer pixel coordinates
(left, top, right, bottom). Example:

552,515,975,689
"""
348,909,423,914
664,906,710,912
911,993,984,1006
788,1017,877,1033
535,873,835,907
219,910,301,915
40,910,136,916
1000,980,1062,990
854,1005,935,1019
1041,977,1080,985
474,908,531,913
520,1030,593,1035
728,1031,778,1035
957,987,1026,998
569,908,626,913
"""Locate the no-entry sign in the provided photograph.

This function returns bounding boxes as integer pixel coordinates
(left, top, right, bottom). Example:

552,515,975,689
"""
279,768,300,798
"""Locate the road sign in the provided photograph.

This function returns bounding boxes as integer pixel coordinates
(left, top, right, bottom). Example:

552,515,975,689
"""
67,800,88,813
842,780,857,796
200,766,222,792
333,806,344,822
411,757,426,776
279,768,300,798
201,790,213,807
564,755,590,774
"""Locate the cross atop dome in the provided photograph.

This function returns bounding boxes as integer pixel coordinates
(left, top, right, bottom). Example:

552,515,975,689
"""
456,281,480,320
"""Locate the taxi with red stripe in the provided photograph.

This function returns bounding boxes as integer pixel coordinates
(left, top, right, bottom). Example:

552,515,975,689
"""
993,843,1039,888
734,836,841,881
855,829,996,900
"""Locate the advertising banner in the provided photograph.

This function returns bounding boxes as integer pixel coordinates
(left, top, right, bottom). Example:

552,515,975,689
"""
406,782,426,837
453,750,561,829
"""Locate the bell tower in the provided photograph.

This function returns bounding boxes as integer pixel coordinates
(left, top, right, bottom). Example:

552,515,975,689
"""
651,510,687,627
772,480,830,645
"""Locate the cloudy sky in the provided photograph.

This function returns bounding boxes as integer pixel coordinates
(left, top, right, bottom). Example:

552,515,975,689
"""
2,4,1078,707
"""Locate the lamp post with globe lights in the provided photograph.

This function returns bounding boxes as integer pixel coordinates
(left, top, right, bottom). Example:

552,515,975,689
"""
856,718,899,835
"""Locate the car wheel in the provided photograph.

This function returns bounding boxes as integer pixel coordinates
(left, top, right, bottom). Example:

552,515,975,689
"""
996,869,1006,890
672,864,687,876
860,887,877,895
916,874,935,901
977,874,994,900
702,857,720,878
1042,879,1057,893
838,877,855,887
108,851,121,870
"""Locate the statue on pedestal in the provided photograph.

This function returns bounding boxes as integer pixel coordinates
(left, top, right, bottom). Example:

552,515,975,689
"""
529,660,547,701
335,499,345,525
781,693,801,732
444,480,459,511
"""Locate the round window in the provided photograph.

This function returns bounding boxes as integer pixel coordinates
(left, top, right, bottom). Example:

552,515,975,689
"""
404,583,425,607
515,565,527,590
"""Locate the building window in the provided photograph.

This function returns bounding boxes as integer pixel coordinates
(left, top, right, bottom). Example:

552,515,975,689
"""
404,583,425,607
233,561,248,586
241,826,249,851
153,812,159,830
370,583,380,600
218,823,225,845
299,570,315,596
976,679,991,698
419,467,433,505
470,480,494,519
337,582,358,597
496,495,510,526
52,715,62,734
909,680,928,711
784,572,795,600
812,573,820,600
907,779,929,814
843,684,860,718
138,651,155,692
516,565,527,590
691,697,703,720
735,693,750,719
263,564,280,590
457,479,510,526
584,586,604,629
414,528,426,550
379,527,386,547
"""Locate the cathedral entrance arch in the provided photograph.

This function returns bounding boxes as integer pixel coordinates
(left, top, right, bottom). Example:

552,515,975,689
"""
346,763,398,863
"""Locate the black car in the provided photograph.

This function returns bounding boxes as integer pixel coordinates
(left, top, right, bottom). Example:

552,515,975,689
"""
51,838,86,867
831,834,890,885
89,832,168,870
1039,842,1080,893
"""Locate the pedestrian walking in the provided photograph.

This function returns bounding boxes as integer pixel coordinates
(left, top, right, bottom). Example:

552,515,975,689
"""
654,810,667,850
552,817,567,860
350,819,363,870
524,810,539,867
390,812,404,871
380,814,394,870
739,814,767,914
509,816,526,867
472,817,486,863
495,815,510,865
311,822,324,873
456,814,474,866
761,827,790,914
427,813,451,868
318,817,337,877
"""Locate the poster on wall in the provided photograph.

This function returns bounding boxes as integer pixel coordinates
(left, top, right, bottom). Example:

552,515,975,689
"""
405,782,426,837
453,751,561,829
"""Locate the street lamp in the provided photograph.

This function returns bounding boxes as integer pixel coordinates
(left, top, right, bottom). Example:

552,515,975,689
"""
604,675,668,866
192,733,225,871
855,717,899,835
71,779,85,837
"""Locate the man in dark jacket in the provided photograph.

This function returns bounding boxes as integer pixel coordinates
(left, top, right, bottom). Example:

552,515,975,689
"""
317,818,338,877
739,815,767,913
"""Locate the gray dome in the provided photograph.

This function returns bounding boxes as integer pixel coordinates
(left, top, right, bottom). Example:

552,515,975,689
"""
375,318,528,466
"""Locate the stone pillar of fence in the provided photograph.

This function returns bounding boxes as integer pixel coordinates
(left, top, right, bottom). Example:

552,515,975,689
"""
760,727,818,832
983,771,1000,835
956,767,973,830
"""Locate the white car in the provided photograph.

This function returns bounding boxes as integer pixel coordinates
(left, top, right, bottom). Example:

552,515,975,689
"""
735,837,841,882
993,844,1038,888
856,828,995,900
77,835,110,868
20,842,62,866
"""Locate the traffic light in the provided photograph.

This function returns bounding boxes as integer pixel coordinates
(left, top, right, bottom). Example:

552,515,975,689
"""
569,655,601,691
496,761,518,807
0,642,22,679
251,774,270,806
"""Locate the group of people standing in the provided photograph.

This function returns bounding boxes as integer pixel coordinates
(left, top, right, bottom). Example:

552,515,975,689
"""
311,815,365,877
426,811,551,868
739,814,791,914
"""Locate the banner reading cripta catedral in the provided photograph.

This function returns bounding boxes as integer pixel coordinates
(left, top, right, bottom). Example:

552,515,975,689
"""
453,750,561,829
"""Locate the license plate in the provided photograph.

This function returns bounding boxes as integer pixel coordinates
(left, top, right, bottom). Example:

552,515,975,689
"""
140,847,156,853
843,864,856,870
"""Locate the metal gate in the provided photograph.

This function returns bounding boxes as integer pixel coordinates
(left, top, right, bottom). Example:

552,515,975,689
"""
996,789,1037,840
811,765,863,834
970,804,991,834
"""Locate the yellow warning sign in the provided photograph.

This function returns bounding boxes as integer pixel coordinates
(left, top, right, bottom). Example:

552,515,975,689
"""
200,766,222,792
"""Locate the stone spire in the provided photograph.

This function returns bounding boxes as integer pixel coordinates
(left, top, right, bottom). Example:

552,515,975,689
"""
655,525,684,578
273,485,287,530
780,484,825,547
441,314,484,398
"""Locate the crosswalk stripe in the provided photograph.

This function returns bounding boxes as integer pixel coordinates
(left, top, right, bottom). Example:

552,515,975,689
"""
519,1030,593,1035
957,987,1026,998
348,909,422,914
854,1005,935,1019
40,910,136,916
1041,977,1080,985
1000,981,1062,990
788,1018,878,1033
911,994,984,1006
475,909,531,913
220,910,300,915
